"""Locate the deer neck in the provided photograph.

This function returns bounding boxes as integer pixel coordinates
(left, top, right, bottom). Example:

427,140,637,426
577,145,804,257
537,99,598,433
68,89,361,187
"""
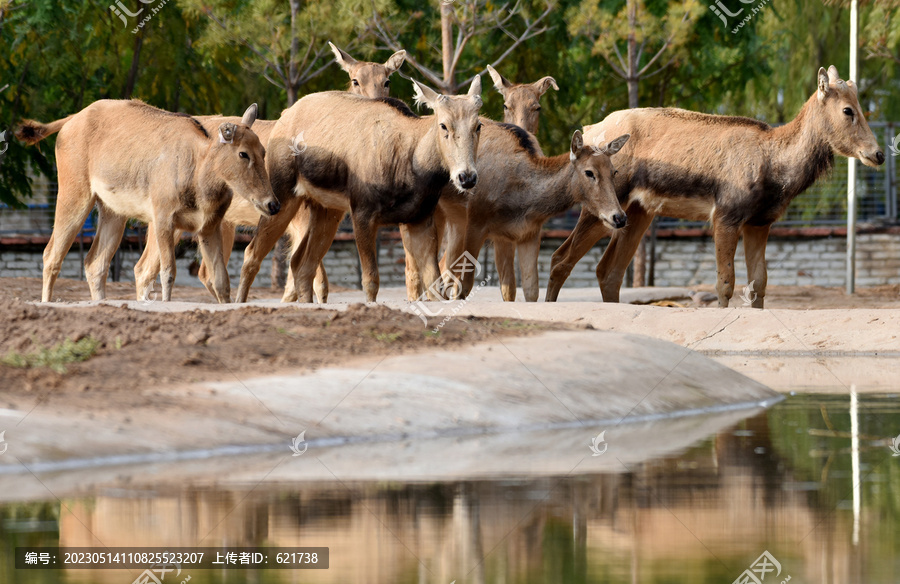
769,95,835,200
529,154,581,218
197,145,228,200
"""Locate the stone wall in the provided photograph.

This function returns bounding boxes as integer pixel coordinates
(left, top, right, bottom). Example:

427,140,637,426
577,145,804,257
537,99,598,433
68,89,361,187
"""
2,231,899,291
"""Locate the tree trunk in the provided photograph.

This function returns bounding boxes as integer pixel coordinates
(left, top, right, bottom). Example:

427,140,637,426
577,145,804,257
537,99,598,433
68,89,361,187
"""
272,0,302,289
122,33,143,99
626,0,646,287
440,1,454,92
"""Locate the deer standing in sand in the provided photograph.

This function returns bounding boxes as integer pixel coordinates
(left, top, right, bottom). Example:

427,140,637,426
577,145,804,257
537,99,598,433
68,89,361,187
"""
439,127,629,299
134,43,406,302
233,77,484,303
16,101,276,303
546,65,885,308
401,65,561,301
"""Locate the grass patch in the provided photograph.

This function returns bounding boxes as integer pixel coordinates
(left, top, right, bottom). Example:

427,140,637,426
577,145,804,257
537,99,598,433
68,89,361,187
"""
2,337,101,373
366,330,401,342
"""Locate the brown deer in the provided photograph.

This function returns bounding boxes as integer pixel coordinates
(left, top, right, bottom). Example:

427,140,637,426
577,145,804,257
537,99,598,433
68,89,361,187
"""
134,44,407,302
233,77,484,303
439,126,629,299
402,65,560,301
15,101,276,303
546,65,885,308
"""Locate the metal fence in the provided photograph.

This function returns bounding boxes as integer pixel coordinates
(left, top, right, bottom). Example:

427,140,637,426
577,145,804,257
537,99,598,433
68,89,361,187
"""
3,122,899,237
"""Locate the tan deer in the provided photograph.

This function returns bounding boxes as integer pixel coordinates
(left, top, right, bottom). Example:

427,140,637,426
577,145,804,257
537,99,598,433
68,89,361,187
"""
233,77,484,303
134,43,407,302
438,125,629,299
546,65,885,308
15,101,275,303
402,65,561,301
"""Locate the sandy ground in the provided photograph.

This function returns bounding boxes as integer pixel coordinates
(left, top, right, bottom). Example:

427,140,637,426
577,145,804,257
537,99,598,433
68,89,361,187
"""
3,276,899,308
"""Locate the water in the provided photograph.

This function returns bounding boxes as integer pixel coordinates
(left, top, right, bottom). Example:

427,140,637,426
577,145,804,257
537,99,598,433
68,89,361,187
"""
2,393,899,584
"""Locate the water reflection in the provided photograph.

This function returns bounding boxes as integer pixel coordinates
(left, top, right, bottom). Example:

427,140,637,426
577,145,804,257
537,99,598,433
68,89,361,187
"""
2,394,899,584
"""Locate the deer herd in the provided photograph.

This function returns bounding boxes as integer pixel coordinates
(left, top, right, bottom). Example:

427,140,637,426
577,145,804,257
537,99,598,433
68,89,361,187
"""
16,43,885,310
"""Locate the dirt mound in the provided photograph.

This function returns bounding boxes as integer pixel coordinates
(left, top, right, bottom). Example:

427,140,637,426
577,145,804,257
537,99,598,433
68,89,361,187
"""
0,297,558,410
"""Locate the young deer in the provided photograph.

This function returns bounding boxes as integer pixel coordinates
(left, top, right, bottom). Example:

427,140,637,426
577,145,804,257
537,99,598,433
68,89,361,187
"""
16,102,275,303
402,65,560,301
546,65,885,308
134,43,406,302
439,126,629,299
233,77,484,303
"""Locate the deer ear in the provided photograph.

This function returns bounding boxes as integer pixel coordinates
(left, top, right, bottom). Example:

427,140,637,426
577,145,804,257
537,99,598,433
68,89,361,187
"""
827,65,840,82
603,134,630,156
486,65,511,96
329,41,358,73
240,103,258,128
384,50,406,76
412,79,440,110
570,130,584,162
218,123,236,145
467,74,483,108
817,67,830,102
533,76,559,96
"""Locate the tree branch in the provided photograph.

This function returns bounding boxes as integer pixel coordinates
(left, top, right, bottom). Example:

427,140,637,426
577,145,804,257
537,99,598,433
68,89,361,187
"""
369,8,444,86
202,7,288,88
636,10,689,77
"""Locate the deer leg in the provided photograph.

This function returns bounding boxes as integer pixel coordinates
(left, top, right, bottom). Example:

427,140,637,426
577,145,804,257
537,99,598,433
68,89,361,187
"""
517,234,542,302
713,221,741,308
135,226,180,301
442,216,471,301
434,205,447,275
742,224,770,309
235,196,300,303
282,207,308,303
494,239,517,302
404,216,442,301
546,210,607,302
84,204,127,301
196,221,230,303
351,214,381,303
283,201,330,304
458,226,488,299
597,207,653,303
399,224,423,301
314,261,329,303
199,220,235,300
134,223,160,301
41,184,95,303
292,206,343,303
153,216,178,302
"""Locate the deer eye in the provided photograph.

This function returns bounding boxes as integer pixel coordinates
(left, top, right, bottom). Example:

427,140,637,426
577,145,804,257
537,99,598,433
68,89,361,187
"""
440,123,448,131
584,170,595,179
384,79,390,87
535,106,542,112
239,152,250,160
843,107,854,117
613,170,618,176
352,79,360,86
503,104,508,110
476,122,483,132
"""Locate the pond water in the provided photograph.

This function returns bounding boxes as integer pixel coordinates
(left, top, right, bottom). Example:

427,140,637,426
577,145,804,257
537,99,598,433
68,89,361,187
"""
2,393,899,584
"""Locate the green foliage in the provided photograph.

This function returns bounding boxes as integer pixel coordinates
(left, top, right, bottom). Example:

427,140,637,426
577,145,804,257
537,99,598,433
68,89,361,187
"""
1,0,898,221
2,336,101,373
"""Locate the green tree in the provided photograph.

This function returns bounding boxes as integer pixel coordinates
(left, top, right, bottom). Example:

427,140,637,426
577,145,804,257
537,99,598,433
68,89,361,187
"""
365,0,554,95
568,0,703,286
